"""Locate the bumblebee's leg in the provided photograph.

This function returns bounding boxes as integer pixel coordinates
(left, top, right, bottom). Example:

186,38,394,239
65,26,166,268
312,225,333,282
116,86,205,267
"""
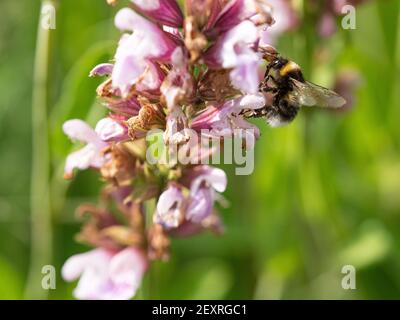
262,87,278,93
261,62,277,85
240,108,264,118
265,75,278,88
238,109,254,117
265,75,277,84
264,62,274,78
261,75,279,92
251,108,269,118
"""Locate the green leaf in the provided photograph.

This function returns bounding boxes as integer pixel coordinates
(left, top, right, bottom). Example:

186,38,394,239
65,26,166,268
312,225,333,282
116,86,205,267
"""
0,256,23,299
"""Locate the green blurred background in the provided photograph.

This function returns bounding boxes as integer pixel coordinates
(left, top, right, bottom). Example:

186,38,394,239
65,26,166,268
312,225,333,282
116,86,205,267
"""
1,0,400,299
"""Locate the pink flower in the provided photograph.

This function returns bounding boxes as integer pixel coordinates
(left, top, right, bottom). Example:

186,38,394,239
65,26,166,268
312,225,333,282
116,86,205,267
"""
162,108,220,165
163,107,191,145
259,0,298,45
63,120,109,178
112,8,178,95
155,185,185,229
104,96,142,117
208,0,274,34
62,248,147,300
130,0,183,28
160,47,193,110
318,12,337,38
95,117,128,142
210,0,247,34
204,21,262,94
63,118,128,177
185,166,227,222
89,63,114,77
191,94,265,149
135,62,166,94
170,217,224,237
155,166,228,228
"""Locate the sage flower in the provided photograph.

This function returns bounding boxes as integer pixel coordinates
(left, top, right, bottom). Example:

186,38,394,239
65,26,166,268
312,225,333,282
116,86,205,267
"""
62,248,147,300
62,0,304,300
63,120,109,179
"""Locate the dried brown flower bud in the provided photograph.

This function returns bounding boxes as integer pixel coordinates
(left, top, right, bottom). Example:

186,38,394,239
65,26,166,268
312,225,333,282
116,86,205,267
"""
102,226,144,247
101,144,137,186
251,0,275,27
96,78,114,98
127,98,166,139
75,204,121,251
184,16,208,63
148,223,171,261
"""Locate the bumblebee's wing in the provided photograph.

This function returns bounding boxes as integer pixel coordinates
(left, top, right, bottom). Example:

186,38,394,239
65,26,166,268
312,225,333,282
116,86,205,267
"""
290,78,346,109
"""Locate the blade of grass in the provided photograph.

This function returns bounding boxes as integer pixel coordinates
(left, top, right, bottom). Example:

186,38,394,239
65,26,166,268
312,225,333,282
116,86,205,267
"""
24,0,56,299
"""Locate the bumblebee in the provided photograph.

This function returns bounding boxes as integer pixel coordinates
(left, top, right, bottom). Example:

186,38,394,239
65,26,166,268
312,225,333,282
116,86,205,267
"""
244,46,346,127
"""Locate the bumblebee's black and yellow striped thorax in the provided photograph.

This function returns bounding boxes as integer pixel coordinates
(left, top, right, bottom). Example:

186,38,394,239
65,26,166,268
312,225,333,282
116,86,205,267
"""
279,60,305,82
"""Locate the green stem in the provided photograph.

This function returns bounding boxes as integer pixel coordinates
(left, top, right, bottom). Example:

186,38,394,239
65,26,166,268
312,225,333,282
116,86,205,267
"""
25,0,55,299
135,199,156,300
145,199,156,299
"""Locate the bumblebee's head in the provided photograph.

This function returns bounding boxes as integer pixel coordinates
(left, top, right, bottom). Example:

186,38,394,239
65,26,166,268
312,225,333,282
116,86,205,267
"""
271,57,289,70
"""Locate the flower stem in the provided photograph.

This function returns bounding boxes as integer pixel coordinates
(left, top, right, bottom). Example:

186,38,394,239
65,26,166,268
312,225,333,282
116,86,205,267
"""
24,0,55,299
145,198,156,299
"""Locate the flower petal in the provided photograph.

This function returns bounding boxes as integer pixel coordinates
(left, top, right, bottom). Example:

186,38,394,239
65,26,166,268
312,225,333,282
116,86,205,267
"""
157,186,184,215
156,186,185,228
89,63,114,77
190,167,228,194
130,0,183,28
205,20,262,93
62,249,112,282
113,8,177,95
220,21,259,67
64,144,105,176
131,0,160,10
186,187,214,222
112,52,145,96
136,61,164,92
71,250,114,300
238,94,266,110
229,58,261,94
63,119,102,145
95,118,127,142
108,248,147,300
213,0,247,33
115,8,176,58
